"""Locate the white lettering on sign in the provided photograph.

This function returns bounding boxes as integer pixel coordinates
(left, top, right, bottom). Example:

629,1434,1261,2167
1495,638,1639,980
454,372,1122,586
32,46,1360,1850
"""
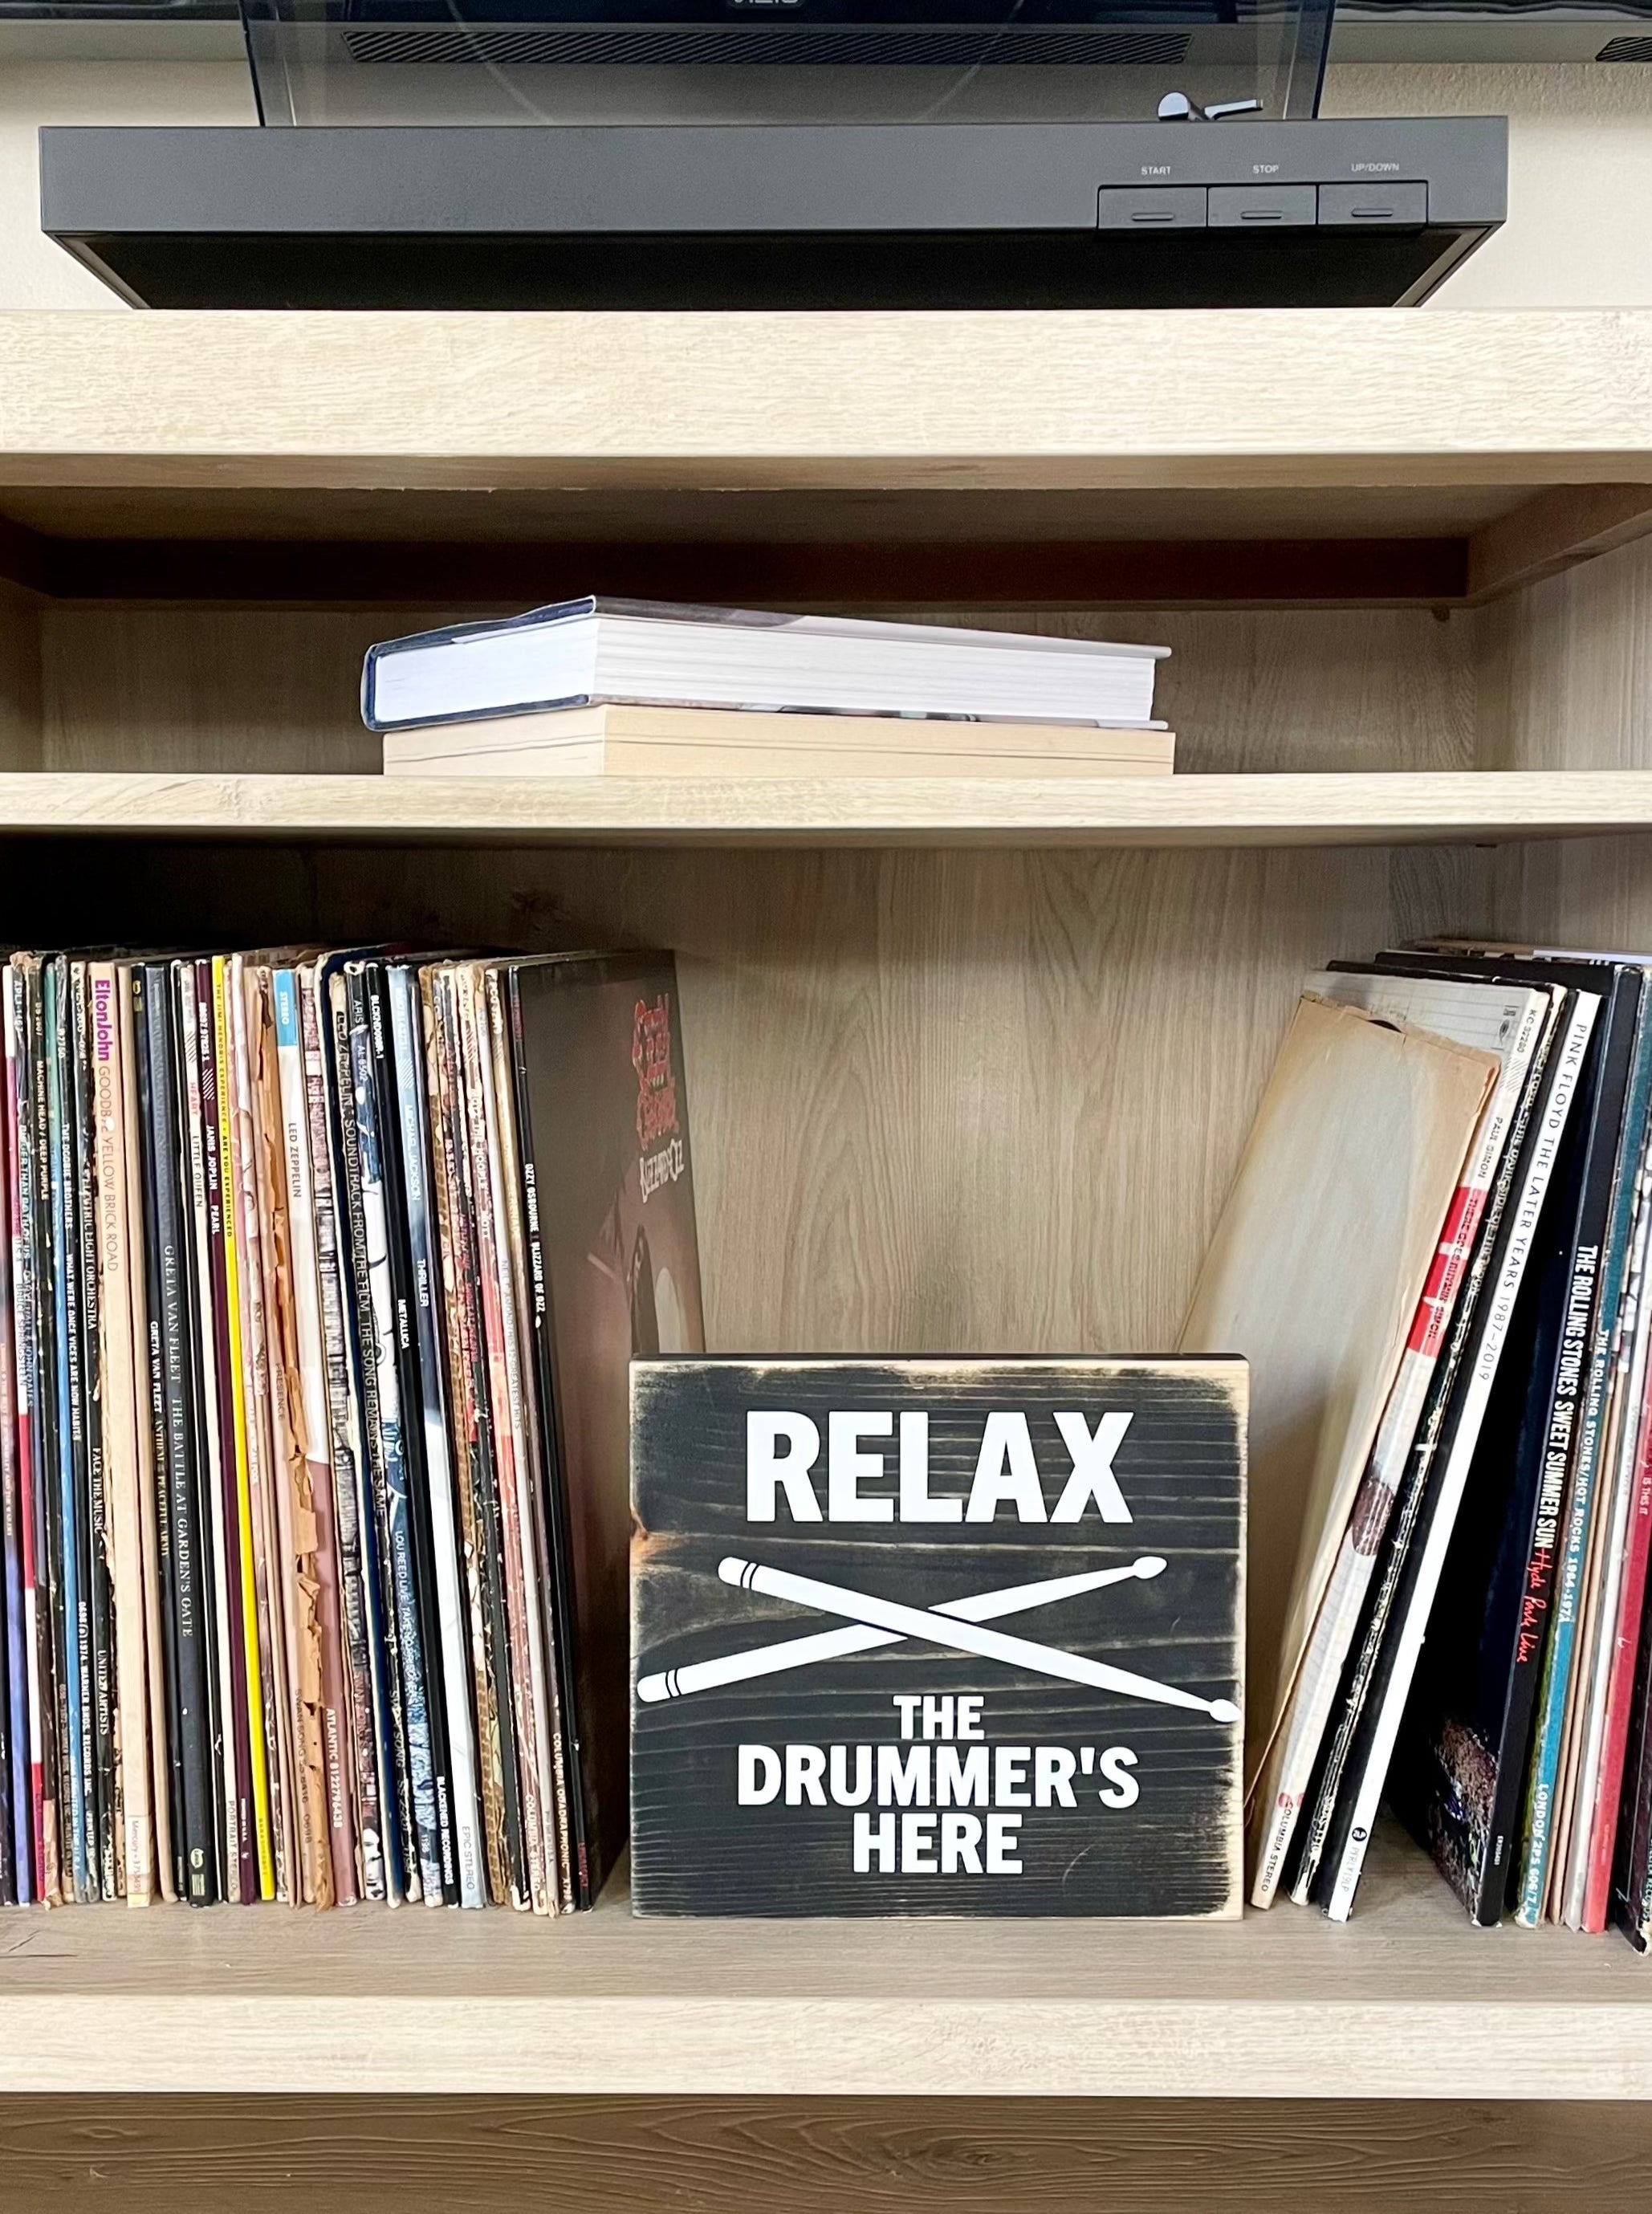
747,1406,1137,1524
743,1708,1147,1876
966,1412,1048,1523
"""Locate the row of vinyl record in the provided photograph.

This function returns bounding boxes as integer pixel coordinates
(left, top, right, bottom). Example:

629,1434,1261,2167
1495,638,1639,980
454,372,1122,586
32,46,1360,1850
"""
0,945,702,1910
1198,942,1652,1944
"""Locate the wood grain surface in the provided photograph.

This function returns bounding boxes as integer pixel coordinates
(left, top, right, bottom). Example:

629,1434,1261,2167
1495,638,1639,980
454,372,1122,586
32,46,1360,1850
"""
0,836,1393,1361
1467,484,1652,604
0,1828,1650,2098
1480,532,1652,952
0,311,1650,489
4,769,1646,844
0,590,39,769
35,604,1472,779
0,2094,1647,2212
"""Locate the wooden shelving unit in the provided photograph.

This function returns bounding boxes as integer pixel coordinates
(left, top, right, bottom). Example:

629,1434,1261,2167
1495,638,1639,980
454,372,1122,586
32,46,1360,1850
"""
3,308,1652,2209
9,768,1652,846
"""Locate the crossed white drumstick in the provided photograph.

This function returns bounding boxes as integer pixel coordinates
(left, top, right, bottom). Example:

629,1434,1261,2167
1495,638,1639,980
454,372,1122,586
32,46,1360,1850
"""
635,1553,1239,1723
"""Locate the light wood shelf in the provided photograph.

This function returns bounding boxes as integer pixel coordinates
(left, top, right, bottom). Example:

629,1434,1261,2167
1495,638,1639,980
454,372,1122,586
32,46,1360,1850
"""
5,769,1652,848
1,310,1651,606
0,1830,1646,2102
0,309,1648,490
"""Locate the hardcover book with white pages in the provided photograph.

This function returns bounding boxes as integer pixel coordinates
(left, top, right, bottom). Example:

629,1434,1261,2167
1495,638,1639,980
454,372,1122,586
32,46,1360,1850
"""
362,598,1169,735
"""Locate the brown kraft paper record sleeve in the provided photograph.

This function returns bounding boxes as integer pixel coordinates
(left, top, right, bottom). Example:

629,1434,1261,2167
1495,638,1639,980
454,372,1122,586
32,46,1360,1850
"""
1178,994,1499,1808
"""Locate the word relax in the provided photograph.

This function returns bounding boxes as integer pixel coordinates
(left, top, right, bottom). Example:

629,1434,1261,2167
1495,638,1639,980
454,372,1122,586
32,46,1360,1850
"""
747,1408,1135,1524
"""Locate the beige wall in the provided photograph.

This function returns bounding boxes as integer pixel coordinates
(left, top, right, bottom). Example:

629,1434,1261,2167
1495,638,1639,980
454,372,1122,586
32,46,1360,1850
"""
0,63,253,307
0,58,1650,309
1324,63,1652,309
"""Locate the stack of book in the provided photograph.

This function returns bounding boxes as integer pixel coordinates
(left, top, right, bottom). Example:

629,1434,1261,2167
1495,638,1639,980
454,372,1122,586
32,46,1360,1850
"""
1186,941,1652,1943
0,947,701,1911
364,597,1175,779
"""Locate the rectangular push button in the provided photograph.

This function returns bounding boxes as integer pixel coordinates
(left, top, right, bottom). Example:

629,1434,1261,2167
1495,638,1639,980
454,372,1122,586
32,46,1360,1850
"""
1097,186,1206,230
1318,181,1427,226
1207,185,1316,228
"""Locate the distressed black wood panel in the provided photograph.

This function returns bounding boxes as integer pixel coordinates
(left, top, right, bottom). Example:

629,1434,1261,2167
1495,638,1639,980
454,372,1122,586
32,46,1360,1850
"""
631,1357,1245,1917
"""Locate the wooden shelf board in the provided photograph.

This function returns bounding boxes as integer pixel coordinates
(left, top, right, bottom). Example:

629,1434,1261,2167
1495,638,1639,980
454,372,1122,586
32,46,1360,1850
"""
0,314,1650,606
1,311,1650,494
0,480,1533,546
4,771,1652,849
0,1831,1647,2099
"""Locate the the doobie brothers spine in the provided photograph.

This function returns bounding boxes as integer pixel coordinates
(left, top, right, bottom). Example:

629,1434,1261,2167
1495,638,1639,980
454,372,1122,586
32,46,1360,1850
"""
630,1357,1245,1918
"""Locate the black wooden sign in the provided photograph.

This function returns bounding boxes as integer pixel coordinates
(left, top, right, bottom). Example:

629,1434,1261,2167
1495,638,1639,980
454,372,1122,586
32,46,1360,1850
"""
630,1357,1246,1917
